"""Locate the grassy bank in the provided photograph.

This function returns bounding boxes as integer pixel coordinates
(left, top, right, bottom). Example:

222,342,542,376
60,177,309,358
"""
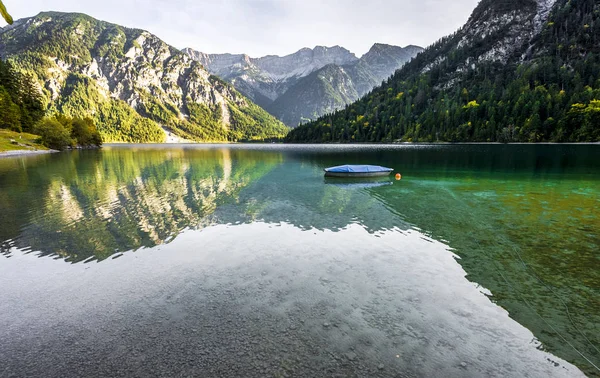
0,129,48,152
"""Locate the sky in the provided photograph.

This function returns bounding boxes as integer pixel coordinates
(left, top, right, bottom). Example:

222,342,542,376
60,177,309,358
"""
0,0,480,58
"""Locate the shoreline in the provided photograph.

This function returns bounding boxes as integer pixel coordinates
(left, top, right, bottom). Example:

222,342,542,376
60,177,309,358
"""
103,141,600,147
0,149,58,158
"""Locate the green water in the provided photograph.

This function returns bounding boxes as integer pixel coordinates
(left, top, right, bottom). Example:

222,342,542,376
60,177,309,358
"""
0,144,598,377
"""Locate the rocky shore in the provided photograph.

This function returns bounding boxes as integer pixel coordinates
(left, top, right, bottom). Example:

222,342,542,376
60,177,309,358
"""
0,149,58,158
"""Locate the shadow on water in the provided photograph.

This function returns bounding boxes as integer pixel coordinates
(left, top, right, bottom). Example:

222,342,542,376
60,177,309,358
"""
0,143,599,376
323,176,395,189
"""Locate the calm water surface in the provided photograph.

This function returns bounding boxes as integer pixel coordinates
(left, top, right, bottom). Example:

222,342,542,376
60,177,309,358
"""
0,144,598,377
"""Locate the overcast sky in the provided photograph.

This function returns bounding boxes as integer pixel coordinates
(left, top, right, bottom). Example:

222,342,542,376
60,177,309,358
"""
0,0,479,57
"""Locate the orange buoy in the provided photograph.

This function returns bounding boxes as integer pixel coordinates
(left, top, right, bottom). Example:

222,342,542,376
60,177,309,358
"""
395,173,402,180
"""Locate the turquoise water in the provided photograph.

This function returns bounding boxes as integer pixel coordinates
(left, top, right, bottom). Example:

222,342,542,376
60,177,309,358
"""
0,144,598,377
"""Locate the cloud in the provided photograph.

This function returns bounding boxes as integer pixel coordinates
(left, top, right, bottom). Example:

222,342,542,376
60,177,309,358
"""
0,0,480,57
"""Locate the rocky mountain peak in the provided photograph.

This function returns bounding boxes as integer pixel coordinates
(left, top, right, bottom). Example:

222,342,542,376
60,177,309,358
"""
362,43,423,59
183,45,361,106
184,42,421,126
402,45,426,55
366,43,396,52
253,45,358,79
358,44,424,86
312,45,357,60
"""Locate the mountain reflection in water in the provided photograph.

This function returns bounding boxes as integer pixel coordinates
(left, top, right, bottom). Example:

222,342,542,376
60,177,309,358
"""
1,147,281,262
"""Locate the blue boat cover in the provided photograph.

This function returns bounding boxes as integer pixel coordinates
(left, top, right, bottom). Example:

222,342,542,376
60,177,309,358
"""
324,165,393,173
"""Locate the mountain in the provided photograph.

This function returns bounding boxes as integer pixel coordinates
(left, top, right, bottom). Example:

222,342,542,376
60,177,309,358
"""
0,12,288,142
183,46,358,109
184,44,423,126
1,148,281,262
287,0,600,143
267,44,424,125
265,64,359,126
352,43,425,94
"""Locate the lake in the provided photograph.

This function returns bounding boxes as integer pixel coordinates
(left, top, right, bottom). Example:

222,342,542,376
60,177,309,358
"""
0,144,598,377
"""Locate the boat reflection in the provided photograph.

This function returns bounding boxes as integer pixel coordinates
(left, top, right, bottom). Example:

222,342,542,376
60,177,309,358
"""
323,177,394,189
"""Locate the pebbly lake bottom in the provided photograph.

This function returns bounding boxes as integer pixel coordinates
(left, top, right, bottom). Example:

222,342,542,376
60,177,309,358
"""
0,144,598,377
0,223,583,377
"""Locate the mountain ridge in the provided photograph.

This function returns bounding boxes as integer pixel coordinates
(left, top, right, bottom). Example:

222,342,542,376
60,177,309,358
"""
0,11,288,142
184,43,423,126
183,45,360,106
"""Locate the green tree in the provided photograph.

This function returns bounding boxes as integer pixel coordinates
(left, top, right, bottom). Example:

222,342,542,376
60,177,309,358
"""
0,87,21,131
19,74,45,131
71,117,102,147
35,118,74,150
0,59,46,132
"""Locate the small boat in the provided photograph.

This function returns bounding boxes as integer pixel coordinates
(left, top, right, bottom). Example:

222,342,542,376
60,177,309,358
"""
324,165,394,178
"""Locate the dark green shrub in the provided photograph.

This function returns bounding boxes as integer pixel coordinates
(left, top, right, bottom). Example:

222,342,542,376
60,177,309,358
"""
71,117,102,147
35,118,73,150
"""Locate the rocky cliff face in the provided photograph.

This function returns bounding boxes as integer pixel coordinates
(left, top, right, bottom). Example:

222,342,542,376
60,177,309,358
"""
184,44,423,126
421,0,555,80
265,64,359,126
359,44,424,87
0,12,287,142
183,45,358,109
255,46,358,80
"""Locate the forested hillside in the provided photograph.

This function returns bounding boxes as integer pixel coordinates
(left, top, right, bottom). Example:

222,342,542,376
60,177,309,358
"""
0,59,44,132
0,59,101,150
287,0,600,143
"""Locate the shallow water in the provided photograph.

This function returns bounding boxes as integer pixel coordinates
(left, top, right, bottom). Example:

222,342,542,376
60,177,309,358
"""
0,144,598,377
